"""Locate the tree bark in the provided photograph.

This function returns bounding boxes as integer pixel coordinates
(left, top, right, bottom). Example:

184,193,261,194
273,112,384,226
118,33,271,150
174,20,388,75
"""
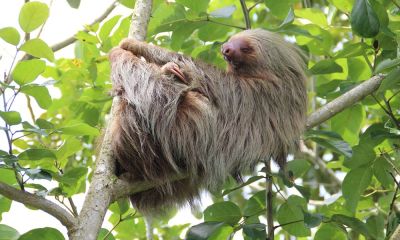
306,74,384,129
68,1,153,239
0,181,75,229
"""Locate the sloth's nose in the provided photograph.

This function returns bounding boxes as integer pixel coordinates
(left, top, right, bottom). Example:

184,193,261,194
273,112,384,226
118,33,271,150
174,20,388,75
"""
221,43,234,57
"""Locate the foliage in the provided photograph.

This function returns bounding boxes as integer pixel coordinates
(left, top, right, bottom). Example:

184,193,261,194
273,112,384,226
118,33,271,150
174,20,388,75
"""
0,0,400,239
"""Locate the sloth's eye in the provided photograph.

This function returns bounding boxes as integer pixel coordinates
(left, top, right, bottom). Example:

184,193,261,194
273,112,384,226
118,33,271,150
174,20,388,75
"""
240,47,252,53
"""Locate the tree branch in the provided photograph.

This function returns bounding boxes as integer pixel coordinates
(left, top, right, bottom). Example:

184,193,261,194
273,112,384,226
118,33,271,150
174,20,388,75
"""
111,174,187,202
0,181,76,229
51,0,118,52
69,1,153,239
306,74,385,129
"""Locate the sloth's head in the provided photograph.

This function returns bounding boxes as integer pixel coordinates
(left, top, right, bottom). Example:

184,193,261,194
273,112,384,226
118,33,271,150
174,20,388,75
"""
221,29,306,79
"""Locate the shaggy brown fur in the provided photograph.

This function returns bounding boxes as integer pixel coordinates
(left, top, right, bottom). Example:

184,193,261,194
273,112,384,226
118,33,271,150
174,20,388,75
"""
109,29,307,213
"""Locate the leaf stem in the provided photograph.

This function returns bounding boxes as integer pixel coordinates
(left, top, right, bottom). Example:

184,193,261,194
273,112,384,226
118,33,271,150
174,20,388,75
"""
273,219,304,229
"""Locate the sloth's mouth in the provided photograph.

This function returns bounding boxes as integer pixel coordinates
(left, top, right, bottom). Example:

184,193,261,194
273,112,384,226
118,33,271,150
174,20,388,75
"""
223,55,240,68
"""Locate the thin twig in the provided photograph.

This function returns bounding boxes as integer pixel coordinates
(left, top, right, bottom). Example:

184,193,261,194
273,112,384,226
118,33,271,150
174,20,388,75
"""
26,95,36,122
273,219,304,229
389,172,400,189
36,0,54,39
68,197,79,217
265,159,274,240
51,0,118,52
4,49,19,85
248,0,263,12
207,18,246,30
239,0,251,29
272,181,287,201
56,196,76,217
363,53,373,71
388,90,400,103
383,96,400,129
391,0,400,9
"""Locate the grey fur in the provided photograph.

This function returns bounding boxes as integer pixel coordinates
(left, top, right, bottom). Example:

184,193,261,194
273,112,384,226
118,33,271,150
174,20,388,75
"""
109,29,307,213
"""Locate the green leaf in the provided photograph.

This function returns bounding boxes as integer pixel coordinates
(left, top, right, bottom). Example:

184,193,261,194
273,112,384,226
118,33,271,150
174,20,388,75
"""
99,15,121,42
278,8,295,28
342,166,373,212
176,0,210,14
208,224,233,240
366,214,385,239
25,169,52,181
277,195,310,236
310,60,343,74
59,122,100,136
377,68,400,93
116,199,130,215
334,43,367,59
209,5,236,18
243,191,266,217
0,224,19,240
374,58,400,74
20,39,54,61
344,143,375,169
18,227,64,240
265,0,294,19
18,149,56,161
171,23,201,51
242,223,266,239
0,169,17,185
74,41,100,62
328,0,353,12
303,212,323,228
56,137,81,163
373,157,393,189
67,0,81,8
331,214,372,238
204,201,241,226
75,31,99,44
0,111,21,125
97,228,115,240
59,167,88,186
0,27,20,46
198,22,230,42
21,84,52,109
287,159,311,178
294,184,311,200
0,154,18,165
35,119,54,129
186,222,226,240
309,137,352,158
331,104,365,146
19,2,49,33
350,0,380,38
314,223,347,240
12,59,46,85
295,8,328,27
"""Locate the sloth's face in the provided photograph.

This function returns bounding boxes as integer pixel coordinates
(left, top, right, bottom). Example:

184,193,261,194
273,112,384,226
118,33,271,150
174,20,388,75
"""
221,36,256,72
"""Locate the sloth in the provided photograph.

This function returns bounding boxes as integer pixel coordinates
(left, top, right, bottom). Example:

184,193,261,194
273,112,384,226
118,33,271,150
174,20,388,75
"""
109,28,307,213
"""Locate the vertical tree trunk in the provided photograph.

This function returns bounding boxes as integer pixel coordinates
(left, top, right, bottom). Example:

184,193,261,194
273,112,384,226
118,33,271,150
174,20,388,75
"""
68,1,153,239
